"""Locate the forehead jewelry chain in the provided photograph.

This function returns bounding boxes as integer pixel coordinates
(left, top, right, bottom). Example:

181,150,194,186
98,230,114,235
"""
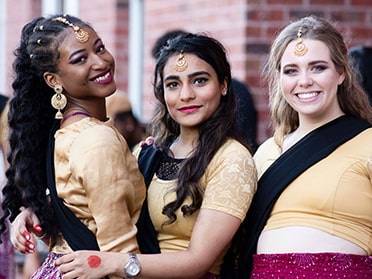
294,26,308,56
52,16,89,43
173,51,188,72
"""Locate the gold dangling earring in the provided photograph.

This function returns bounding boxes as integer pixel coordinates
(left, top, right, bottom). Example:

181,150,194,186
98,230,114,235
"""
51,85,67,119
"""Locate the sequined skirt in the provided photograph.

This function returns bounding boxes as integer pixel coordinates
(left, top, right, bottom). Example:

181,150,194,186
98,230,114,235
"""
251,252,372,278
30,252,65,279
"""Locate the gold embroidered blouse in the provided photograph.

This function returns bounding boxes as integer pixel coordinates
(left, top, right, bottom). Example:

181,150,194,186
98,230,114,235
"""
50,118,146,257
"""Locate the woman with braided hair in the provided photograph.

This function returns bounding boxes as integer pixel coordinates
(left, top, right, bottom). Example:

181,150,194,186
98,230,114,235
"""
0,14,145,278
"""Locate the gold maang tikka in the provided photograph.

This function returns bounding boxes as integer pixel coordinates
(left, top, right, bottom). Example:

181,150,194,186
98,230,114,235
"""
173,51,188,72
52,16,89,43
294,26,308,56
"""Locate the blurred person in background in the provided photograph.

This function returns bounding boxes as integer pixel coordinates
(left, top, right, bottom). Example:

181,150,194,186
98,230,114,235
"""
106,91,146,150
349,45,372,106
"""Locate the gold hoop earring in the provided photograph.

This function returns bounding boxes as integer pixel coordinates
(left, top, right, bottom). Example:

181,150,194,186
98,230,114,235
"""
51,85,67,119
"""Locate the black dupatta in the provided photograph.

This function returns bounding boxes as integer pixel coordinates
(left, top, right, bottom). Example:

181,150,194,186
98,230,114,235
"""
46,120,100,251
220,115,371,279
136,144,163,254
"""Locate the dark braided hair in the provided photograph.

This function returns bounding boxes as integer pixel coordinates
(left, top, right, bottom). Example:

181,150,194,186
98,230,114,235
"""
151,33,245,225
0,14,91,244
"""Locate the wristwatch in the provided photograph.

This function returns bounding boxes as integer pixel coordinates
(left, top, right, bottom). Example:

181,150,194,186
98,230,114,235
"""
124,253,141,278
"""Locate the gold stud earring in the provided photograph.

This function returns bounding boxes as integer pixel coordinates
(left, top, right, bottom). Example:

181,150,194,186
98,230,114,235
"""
51,85,67,119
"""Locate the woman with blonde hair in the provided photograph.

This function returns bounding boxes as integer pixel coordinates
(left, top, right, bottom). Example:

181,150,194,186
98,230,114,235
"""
238,15,372,278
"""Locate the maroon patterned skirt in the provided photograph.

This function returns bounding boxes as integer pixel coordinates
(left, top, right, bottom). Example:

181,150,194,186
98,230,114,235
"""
30,252,65,279
251,252,372,278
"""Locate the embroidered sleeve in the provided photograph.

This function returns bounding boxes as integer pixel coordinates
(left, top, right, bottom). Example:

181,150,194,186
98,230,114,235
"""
201,140,257,221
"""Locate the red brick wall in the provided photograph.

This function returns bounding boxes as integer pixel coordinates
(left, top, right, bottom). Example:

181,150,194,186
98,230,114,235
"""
5,0,41,95
143,0,372,143
4,0,372,143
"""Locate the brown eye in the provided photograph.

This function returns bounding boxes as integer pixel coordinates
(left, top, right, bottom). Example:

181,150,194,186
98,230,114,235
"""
70,56,87,64
97,45,105,53
193,77,207,86
165,81,179,89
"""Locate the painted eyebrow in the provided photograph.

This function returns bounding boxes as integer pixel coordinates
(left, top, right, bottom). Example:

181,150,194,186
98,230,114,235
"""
68,38,102,60
164,71,211,82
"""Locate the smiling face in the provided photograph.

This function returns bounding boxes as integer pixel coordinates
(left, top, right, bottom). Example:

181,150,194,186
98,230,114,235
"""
45,27,116,101
280,39,345,123
162,53,226,132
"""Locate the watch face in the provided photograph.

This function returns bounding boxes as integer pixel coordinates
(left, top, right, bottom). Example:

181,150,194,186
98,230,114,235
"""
127,262,140,276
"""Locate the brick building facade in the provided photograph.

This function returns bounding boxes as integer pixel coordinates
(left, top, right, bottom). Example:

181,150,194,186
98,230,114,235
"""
2,0,372,143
